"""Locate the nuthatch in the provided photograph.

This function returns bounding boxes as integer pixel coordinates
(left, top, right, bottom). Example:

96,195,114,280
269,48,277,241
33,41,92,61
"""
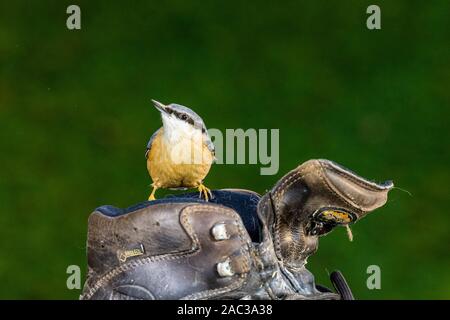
145,100,215,201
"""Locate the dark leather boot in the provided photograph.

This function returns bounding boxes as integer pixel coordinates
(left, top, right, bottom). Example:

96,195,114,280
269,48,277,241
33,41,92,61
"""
80,159,393,300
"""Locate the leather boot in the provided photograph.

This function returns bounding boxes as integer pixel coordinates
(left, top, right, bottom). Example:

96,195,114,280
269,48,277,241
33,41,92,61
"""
80,159,393,300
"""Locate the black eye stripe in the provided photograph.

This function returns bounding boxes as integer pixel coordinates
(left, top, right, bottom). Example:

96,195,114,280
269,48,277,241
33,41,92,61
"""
172,111,195,125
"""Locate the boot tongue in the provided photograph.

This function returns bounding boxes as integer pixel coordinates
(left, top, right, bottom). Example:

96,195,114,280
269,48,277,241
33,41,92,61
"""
257,159,393,265
318,159,393,215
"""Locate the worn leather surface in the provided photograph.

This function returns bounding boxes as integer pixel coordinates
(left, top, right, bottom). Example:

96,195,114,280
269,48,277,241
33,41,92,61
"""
81,202,256,299
80,159,393,300
256,159,393,296
259,159,393,266
95,190,261,242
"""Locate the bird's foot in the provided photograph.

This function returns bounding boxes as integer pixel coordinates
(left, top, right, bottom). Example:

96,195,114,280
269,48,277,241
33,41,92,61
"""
198,184,212,201
148,186,157,201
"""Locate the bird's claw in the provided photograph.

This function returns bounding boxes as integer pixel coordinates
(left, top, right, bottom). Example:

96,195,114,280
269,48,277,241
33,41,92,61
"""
198,184,212,201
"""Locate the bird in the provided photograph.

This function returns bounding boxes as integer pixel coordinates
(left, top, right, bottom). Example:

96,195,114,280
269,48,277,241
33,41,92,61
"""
145,100,215,201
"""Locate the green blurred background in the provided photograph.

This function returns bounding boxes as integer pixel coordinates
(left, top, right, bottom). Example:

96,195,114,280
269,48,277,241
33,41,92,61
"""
0,0,449,299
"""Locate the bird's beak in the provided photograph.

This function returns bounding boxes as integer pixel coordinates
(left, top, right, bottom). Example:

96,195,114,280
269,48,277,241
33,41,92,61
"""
152,99,168,114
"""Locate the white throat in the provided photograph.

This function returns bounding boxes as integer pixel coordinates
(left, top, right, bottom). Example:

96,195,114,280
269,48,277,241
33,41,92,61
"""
161,113,201,145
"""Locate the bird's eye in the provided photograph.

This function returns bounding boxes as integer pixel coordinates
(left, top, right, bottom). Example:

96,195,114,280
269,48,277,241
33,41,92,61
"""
180,114,188,121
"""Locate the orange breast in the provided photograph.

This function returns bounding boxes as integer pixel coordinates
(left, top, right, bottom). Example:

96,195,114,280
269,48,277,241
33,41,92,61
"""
147,129,213,189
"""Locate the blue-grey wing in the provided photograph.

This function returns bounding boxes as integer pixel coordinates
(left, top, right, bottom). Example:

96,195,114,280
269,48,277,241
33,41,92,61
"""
203,128,216,159
145,128,162,159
